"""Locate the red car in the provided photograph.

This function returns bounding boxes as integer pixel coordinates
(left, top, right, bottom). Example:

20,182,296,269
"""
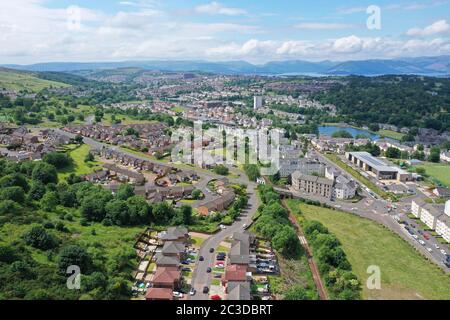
423,233,430,240
210,295,222,300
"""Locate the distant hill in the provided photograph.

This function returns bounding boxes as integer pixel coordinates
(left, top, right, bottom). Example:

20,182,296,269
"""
0,68,70,92
3,56,450,76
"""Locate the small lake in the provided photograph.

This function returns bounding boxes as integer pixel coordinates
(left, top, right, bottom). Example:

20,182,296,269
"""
319,126,381,140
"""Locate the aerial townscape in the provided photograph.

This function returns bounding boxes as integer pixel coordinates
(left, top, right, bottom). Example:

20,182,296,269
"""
0,0,449,306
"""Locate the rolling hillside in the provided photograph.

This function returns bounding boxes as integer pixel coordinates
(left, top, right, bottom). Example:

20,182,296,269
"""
0,68,70,92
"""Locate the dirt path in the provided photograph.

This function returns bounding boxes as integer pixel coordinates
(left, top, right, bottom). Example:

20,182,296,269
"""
282,200,329,300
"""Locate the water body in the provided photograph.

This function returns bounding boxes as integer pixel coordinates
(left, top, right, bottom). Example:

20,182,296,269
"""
319,125,381,141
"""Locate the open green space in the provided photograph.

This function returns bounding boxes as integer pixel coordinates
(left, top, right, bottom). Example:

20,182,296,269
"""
378,129,405,141
0,69,70,92
58,144,102,180
413,163,450,187
287,200,450,300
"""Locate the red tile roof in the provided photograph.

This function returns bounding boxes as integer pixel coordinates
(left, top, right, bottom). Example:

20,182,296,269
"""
145,288,173,300
152,266,181,284
222,264,248,282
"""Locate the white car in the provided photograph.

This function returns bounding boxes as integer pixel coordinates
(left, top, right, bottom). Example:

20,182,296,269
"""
189,288,196,296
219,224,226,230
434,244,440,250
426,248,433,253
243,224,247,229
412,235,419,239
419,240,425,245
173,292,183,298
441,249,447,255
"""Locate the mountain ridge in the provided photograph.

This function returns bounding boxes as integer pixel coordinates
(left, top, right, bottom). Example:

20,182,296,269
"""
2,56,450,76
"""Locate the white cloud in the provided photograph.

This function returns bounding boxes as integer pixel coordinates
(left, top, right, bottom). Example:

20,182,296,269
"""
195,2,246,16
407,19,450,36
294,22,355,30
332,35,364,53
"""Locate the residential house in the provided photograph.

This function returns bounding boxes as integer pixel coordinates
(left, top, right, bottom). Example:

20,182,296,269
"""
145,288,173,301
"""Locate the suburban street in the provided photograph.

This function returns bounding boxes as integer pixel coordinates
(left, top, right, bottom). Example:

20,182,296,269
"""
189,182,258,300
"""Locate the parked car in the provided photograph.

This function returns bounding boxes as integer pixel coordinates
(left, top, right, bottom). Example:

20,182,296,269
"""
219,224,226,230
426,248,433,253
214,273,222,278
419,240,425,245
209,248,215,253
199,256,204,261
206,267,212,273
434,244,440,250
440,249,447,255
203,286,209,294
423,233,430,240
181,268,191,272
189,288,196,296
173,292,183,298
412,235,419,239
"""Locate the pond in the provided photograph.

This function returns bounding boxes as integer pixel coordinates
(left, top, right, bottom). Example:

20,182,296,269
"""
319,126,380,140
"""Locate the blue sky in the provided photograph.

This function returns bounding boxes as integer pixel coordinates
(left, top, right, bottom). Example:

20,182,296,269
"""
1,0,450,63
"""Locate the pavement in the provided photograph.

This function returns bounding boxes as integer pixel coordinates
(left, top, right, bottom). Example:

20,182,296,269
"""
278,150,449,272
189,182,258,300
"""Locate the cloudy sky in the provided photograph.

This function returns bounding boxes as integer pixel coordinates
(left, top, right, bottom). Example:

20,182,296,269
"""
1,0,450,64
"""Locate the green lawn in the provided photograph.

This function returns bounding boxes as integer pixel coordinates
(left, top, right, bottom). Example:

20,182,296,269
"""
378,129,405,141
414,163,450,187
58,144,102,180
0,69,69,92
287,200,450,300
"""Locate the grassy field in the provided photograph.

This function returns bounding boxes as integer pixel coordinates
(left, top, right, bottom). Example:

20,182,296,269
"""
414,163,450,187
58,144,102,180
378,129,405,141
287,200,450,300
0,69,69,92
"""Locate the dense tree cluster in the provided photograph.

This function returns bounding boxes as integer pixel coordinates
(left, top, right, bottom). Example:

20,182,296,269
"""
311,76,450,131
254,185,301,258
303,220,361,300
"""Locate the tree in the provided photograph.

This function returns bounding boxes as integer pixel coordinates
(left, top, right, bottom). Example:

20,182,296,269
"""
429,147,441,163
43,152,72,169
23,226,58,250
284,286,312,300
368,123,380,132
272,226,301,258
332,130,353,139
40,191,59,211
116,184,134,201
172,205,193,225
0,173,29,192
243,164,260,181
127,196,152,225
84,153,94,162
213,165,229,176
385,147,401,159
191,189,202,200
152,202,175,224
0,200,21,215
58,245,93,274
0,186,25,203
105,199,129,226
28,181,46,201
32,162,58,184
